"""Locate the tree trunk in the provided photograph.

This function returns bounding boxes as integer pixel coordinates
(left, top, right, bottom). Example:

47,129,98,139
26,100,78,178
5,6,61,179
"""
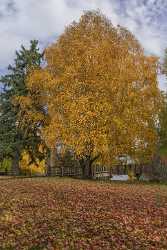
61,166,64,177
45,153,50,176
47,147,56,176
79,154,100,179
11,151,20,176
83,160,90,179
81,158,92,179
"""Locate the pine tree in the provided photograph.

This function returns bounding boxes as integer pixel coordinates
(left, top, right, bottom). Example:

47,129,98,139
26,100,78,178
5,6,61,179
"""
0,40,45,175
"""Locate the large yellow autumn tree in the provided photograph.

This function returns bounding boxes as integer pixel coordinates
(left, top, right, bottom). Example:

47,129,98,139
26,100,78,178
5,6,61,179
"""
19,11,161,177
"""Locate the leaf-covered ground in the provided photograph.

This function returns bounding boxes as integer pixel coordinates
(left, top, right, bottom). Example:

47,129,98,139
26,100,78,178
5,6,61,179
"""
0,178,167,249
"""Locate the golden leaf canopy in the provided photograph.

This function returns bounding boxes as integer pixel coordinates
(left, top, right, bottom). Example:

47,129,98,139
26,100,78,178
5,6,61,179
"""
22,11,161,165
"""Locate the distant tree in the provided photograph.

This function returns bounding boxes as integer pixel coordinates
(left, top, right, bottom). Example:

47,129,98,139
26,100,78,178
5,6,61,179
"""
163,48,167,76
158,92,167,150
157,49,167,154
19,11,161,178
0,40,46,175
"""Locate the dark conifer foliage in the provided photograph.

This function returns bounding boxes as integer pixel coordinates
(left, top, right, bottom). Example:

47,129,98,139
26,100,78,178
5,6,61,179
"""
0,40,45,175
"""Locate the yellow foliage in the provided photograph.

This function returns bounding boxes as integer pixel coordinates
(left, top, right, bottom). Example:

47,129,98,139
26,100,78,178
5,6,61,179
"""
18,11,161,166
20,151,45,175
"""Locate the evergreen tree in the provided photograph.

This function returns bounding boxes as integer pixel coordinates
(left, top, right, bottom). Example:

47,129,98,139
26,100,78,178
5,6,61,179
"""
0,40,45,175
158,50,167,155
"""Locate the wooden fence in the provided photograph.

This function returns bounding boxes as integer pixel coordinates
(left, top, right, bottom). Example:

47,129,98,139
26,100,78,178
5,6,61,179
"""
50,164,111,179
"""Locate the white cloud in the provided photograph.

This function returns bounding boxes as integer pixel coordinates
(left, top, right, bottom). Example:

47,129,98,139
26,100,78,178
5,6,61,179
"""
158,74,166,90
0,0,166,88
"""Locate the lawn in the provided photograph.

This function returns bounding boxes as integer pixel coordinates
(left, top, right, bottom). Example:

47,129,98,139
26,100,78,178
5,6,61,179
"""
0,178,167,249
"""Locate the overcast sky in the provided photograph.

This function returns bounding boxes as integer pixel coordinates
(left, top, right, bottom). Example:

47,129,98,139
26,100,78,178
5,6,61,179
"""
0,0,167,89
